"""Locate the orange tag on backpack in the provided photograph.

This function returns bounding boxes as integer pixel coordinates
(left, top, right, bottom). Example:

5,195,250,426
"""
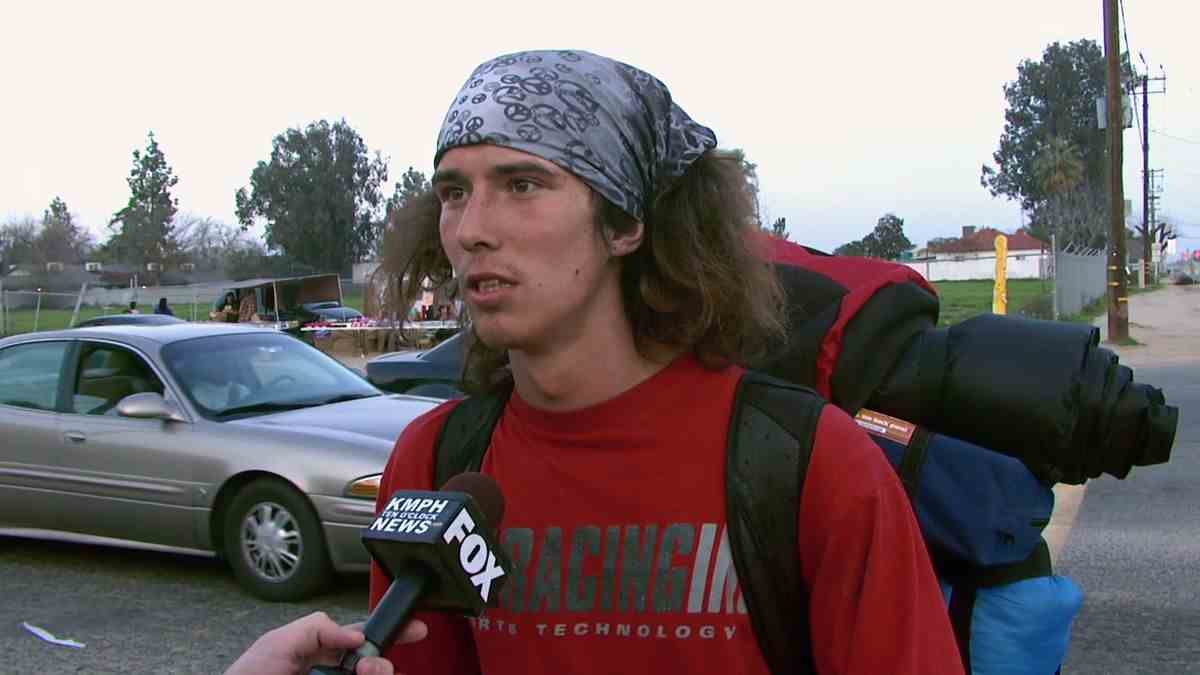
854,408,917,446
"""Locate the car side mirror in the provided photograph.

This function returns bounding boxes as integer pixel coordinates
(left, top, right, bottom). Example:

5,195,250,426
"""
116,392,188,422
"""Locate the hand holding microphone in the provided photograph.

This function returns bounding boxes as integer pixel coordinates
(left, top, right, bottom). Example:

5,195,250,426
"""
224,473,509,675
311,472,510,675
223,611,421,675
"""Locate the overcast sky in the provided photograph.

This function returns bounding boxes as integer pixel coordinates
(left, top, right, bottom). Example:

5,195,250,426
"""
3,0,1198,256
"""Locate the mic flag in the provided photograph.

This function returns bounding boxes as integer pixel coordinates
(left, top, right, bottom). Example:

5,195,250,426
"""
363,479,511,616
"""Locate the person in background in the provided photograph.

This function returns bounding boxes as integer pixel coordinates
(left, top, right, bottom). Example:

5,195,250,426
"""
209,292,238,322
155,297,174,316
125,301,140,314
237,291,258,323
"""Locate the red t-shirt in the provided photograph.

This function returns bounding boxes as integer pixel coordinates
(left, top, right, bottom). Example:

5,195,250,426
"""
369,354,962,674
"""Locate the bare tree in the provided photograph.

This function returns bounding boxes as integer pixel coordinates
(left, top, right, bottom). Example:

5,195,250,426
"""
1035,185,1109,251
173,214,249,268
0,217,40,274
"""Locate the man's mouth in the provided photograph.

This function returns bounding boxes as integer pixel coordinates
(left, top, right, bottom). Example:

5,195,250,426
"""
476,279,514,293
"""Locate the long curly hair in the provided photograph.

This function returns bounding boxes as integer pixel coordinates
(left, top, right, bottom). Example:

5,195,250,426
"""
373,149,786,394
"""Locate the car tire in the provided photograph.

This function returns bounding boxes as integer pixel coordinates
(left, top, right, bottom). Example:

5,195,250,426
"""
405,383,463,400
223,478,332,602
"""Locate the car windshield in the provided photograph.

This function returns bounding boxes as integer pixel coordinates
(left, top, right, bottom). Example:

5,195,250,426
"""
161,332,380,420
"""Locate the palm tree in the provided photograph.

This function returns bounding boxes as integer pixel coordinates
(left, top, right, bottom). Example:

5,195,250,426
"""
1034,136,1085,196
1032,136,1093,248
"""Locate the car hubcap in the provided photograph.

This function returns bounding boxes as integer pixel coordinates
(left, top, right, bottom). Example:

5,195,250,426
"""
240,501,302,582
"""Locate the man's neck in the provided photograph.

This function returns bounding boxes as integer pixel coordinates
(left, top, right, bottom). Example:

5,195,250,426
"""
508,322,681,412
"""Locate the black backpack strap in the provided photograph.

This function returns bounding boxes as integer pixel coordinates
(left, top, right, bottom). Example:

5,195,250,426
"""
725,370,825,675
896,426,933,502
432,381,513,489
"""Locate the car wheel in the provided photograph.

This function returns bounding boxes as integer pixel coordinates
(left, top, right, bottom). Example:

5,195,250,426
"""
223,478,332,601
405,383,463,400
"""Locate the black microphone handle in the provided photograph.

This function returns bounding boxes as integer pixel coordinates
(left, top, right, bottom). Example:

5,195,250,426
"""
310,569,429,675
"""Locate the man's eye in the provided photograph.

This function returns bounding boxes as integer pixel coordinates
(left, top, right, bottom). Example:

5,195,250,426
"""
440,187,466,203
511,179,538,194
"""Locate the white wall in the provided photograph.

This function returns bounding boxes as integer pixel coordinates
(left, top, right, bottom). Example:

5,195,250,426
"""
353,262,381,285
932,250,993,261
84,282,230,309
904,253,1049,281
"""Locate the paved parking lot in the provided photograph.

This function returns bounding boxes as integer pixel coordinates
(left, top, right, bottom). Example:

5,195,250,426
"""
0,537,370,674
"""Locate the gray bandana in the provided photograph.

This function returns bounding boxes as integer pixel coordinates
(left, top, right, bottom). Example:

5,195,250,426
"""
434,49,718,221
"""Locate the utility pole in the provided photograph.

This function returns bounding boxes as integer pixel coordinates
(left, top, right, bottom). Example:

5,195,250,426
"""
1103,0,1129,342
1135,62,1167,283
1141,74,1150,286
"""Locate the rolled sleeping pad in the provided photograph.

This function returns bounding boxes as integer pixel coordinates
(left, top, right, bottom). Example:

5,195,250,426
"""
868,313,1177,485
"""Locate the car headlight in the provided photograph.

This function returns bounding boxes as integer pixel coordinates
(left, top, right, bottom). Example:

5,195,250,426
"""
346,474,382,500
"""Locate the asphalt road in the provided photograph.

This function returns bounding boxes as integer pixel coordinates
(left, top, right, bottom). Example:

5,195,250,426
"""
1057,363,1200,674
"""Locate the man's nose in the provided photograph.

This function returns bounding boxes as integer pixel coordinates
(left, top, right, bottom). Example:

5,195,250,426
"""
455,189,498,251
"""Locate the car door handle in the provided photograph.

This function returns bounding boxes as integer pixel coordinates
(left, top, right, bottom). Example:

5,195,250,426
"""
64,431,87,444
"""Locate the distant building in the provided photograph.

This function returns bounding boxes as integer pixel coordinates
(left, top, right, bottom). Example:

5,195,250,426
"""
2,263,97,290
353,261,381,285
906,226,1051,282
927,226,1047,261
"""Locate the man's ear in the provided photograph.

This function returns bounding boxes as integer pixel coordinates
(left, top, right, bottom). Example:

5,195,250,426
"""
606,221,645,257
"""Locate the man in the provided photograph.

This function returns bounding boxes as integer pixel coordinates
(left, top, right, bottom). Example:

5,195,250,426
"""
237,290,258,323
228,49,961,675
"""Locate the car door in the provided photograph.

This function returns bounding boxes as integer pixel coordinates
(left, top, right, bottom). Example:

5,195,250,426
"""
0,339,73,531
55,339,203,550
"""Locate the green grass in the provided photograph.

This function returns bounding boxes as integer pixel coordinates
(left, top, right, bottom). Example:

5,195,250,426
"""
1,302,211,335
933,278,1053,326
341,288,365,312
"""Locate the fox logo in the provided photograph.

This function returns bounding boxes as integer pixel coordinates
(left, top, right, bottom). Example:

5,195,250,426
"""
444,508,506,602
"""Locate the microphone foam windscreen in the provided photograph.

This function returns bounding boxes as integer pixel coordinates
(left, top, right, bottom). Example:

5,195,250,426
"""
440,472,505,530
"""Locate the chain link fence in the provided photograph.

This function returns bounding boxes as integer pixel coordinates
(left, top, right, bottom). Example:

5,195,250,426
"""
0,282,229,336
0,279,368,337
1052,245,1108,319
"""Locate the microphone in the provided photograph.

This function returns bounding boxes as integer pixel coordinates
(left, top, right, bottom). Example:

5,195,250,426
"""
312,472,510,674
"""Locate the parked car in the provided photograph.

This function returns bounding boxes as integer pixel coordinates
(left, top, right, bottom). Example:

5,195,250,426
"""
366,330,465,399
0,323,438,601
299,301,364,323
75,314,187,328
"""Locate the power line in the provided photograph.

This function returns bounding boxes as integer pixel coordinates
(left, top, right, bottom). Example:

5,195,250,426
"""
1151,130,1200,145
1118,0,1143,137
